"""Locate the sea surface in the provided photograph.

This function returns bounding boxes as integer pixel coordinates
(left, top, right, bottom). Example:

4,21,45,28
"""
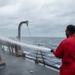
19,37,65,68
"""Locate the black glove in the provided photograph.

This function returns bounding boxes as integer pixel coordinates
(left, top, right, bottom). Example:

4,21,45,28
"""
51,49,54,53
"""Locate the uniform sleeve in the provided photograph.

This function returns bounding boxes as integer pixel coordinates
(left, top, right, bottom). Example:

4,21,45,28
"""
53,40,65,58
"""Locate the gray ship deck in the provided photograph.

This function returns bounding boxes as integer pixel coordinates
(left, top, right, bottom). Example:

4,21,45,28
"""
0,49,59,75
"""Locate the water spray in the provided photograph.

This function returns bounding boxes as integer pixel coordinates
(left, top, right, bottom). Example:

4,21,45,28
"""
0,36,51,52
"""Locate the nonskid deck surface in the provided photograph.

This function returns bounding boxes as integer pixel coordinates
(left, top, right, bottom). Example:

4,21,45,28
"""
0,50,59,75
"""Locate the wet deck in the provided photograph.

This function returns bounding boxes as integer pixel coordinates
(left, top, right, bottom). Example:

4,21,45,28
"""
0,48,59,75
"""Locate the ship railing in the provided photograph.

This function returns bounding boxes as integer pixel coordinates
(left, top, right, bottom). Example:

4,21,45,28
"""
1,44,61,70
22,48,61,70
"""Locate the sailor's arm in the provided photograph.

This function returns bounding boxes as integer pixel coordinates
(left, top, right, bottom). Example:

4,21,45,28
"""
50,41,64,58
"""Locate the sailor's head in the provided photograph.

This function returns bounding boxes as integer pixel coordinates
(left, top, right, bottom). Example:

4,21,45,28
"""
65,24,75,38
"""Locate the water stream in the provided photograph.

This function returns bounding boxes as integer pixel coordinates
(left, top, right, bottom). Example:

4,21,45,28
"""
0,36,51,52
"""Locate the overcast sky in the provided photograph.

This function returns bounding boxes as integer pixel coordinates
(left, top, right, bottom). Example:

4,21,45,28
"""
0,0,75,37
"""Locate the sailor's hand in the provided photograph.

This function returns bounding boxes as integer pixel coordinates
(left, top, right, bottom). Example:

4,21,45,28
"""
51,49,54,53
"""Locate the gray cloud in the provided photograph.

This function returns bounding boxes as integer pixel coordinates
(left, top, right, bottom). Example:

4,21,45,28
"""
0,0,75,37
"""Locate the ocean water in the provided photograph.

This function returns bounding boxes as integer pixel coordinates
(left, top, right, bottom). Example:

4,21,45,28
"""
21,37,64,47
20,37,65,68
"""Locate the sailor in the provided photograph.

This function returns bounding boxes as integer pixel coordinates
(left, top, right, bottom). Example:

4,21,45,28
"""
51,25,75,75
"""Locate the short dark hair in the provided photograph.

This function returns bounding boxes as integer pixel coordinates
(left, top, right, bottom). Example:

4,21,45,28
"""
67,24,75,34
